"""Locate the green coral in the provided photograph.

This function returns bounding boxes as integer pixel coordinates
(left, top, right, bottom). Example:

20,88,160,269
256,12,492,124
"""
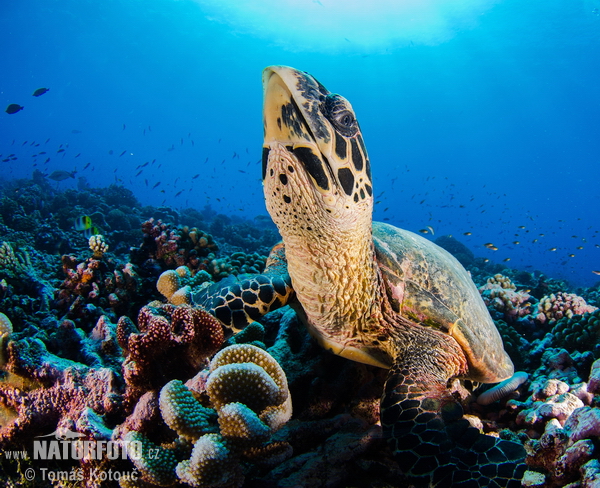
159,380,217,441
123,431,180,486
551,309,600,357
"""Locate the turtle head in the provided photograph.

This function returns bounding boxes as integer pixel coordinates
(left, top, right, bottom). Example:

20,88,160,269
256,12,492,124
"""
262,66,373,239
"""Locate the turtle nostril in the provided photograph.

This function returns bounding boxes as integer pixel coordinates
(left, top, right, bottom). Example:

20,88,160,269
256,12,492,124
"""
279,174,288,185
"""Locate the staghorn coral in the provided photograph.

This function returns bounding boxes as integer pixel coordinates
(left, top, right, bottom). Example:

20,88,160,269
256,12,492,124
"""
117,302,224,409
536,292,598,325
118,344,292,488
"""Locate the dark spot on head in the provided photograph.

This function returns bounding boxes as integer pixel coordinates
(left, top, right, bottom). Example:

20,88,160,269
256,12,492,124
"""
365,183,372,196
277,117,282,130
334,131,347,160
360,188,365,200
354,193,359,202
283,195,291,203
293,146,330,190
287,165,294,173
337,167,355,196
279,174,288,185
350,138,363,171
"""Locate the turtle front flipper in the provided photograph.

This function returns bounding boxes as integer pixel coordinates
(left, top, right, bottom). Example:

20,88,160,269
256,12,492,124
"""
192,243,294,331
381,328,526,487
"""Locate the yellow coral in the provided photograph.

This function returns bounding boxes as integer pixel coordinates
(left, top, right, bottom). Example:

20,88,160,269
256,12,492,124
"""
210,344,288,407
88,234,109,258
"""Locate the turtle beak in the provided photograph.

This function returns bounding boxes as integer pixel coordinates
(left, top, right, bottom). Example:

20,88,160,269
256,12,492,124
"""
262,66,317,149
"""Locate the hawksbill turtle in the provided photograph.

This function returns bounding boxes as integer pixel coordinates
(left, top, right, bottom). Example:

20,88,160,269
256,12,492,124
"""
195,66,526,487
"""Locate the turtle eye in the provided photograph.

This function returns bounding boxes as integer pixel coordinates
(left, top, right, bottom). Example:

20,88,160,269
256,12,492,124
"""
323,94,358,137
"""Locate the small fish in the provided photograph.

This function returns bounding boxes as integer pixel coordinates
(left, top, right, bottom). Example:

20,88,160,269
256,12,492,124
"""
463,232,472,236
427,226,434,235
484,243,495,248
489,246,498,251
192,174,200,179
577,246,584,250
175,190,183,197
418,229,429,234
513,241,520,245
568,254,575,258
48,170,76,181
5,104,24,114
152,182,161,189
57,148,65,153
592,270,600,276
74,215,93,231
119,150,126,157
503,258,511,262
548,247,557,251
483,258,489,263
32,87,49,97
83,162,91,169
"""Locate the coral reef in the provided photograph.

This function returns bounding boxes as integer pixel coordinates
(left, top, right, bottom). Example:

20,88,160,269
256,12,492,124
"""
479,273,534,322
117,302,225,409
55,252,143,327
1,174,600,488
536,292,598,325
119,344,292,487
550,308,600,356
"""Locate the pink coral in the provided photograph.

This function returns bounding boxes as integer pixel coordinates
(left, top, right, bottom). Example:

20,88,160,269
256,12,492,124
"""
140,219,219,271
117,303,225,410
478,274,533,321
56,254,141,320
536,292,598,325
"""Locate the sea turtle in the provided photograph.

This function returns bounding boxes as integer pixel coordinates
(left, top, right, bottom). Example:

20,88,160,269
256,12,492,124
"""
195,66,526,487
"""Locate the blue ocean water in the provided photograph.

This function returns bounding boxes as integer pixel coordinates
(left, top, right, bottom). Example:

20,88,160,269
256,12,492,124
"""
1,0,599,286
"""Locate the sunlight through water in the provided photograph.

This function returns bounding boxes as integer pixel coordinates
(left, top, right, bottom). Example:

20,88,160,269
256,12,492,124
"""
192,0,501,52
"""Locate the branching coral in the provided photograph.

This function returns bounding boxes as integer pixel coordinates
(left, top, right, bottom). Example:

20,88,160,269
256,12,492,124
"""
479,274,534,322
136,219,219,271
88,234,109,259
119,344,292,488
56,254,142,324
